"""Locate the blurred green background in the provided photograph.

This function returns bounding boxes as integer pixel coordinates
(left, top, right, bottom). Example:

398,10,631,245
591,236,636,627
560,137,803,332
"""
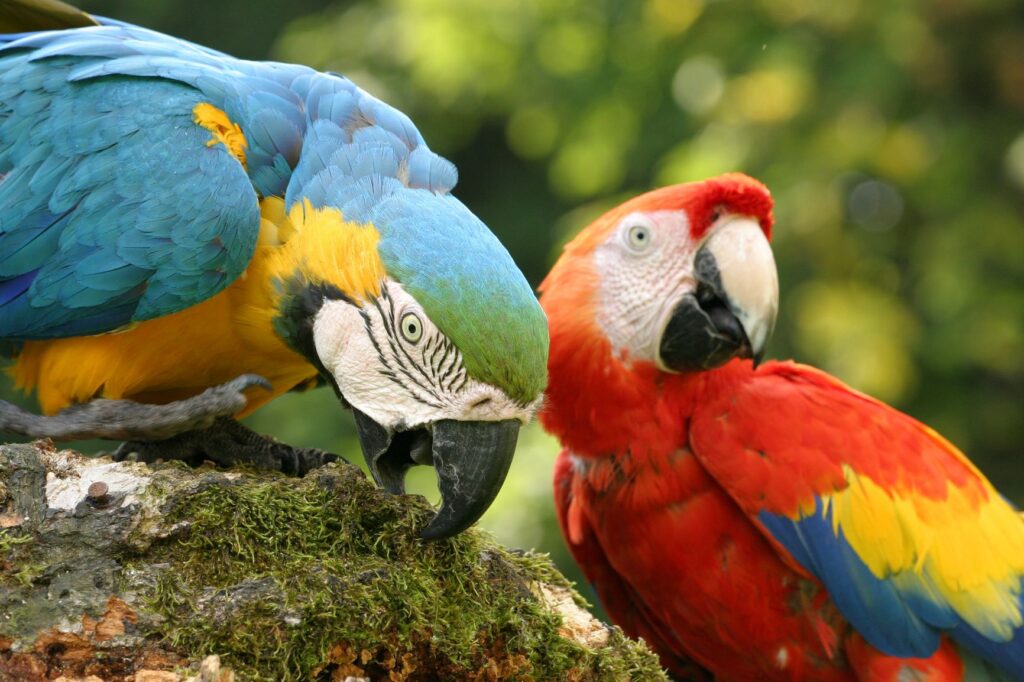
2,0,1022,618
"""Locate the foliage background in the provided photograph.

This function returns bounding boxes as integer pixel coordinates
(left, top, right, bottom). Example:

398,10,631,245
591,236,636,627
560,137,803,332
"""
2,0,1022,618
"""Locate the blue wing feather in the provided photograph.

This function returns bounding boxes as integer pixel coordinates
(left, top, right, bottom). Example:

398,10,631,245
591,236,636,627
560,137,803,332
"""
954,618,1024,681
759,503,1024,678
759,505,942,657
0,270,36,306
0,20,546,406
0,50,259,338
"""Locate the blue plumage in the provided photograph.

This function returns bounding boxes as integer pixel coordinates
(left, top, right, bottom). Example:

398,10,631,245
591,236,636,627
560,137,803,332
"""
0,19,548,403
0,270,36,305
759,503,1024,678
0,58,258,337
0,25,399,338
759,505,942,658
954,614,1024,681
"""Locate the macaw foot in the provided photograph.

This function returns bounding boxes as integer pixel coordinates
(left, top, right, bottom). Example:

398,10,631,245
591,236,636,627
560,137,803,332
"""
113,417,343,477
0,374,272,442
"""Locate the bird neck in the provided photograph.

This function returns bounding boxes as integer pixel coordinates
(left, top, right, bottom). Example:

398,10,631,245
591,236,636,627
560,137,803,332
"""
260,197,386,300
541,327,753,463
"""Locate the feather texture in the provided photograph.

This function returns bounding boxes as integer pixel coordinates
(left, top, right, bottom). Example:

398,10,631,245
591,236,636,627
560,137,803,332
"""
1,14,547,411
690,362,1024,675
541,178,1024,680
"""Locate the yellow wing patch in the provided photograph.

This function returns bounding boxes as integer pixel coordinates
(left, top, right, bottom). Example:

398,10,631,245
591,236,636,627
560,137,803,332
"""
193,103,248,168
827,465,1024,641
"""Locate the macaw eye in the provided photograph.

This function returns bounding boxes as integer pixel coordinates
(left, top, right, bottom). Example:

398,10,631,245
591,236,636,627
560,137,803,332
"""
627,224,652,251
400,312,423,344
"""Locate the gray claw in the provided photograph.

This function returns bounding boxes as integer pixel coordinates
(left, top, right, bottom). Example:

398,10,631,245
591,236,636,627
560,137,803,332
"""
288,448,343,477
222,374,273,395
114,419,346,476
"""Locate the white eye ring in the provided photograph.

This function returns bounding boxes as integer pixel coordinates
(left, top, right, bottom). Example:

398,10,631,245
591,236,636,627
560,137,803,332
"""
626,224,652,251
400,312,423,344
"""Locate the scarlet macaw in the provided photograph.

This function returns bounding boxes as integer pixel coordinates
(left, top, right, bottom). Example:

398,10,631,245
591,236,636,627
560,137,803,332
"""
540,173,1024,679
0,0,548,538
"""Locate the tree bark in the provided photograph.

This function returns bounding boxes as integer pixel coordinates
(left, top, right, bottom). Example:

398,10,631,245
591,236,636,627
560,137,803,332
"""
0,441,665,682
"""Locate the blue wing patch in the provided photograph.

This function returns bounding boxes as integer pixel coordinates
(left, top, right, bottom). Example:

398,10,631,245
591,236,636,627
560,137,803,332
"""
759,503,1024,679
0,46,260,339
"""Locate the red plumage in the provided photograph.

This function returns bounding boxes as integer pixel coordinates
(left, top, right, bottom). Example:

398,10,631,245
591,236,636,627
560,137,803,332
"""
540,175,1020,680
547,359,969,680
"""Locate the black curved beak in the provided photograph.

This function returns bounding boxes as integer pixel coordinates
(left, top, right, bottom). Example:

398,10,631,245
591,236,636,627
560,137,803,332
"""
659,246,755,372
659,236,774,372
352,409,519,540
659,295,754,372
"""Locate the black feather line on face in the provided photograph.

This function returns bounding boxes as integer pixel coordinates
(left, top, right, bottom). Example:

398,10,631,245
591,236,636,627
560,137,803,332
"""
382,287,441,390
435,339,457,383
369,294,443,405
273,279,349,400
362,307,437,407
435,342,455,383
375,285,399,339
426,334,444,371
361,307,391,370
364,292,444,409
420,336,435,371
444,363,467,394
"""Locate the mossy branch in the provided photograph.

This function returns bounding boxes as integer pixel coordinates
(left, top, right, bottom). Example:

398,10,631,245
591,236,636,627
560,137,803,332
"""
0,441,665,681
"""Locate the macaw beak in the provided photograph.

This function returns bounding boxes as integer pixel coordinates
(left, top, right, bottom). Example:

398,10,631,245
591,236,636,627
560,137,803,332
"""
658,217,778,372
351,409,519,540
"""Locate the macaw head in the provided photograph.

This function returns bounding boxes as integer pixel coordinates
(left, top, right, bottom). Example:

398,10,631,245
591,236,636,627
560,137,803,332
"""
539,172,777,386
271,187,548,540
259,79,548,539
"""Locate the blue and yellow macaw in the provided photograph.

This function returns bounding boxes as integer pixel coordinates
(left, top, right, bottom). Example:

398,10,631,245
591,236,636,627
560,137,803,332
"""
0,0,549,538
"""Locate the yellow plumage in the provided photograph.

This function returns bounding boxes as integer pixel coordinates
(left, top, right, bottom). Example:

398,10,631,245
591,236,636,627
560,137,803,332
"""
11,198,386,416
192,103,248,168
829,461,1024,641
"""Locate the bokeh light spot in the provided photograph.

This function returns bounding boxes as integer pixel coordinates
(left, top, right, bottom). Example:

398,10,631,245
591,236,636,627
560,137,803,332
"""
847,179,904,232
657,124,751,184
876,125,932,181
507,105,561,159
815,105,887,167
1004,132,1024,190
672,55,725,116
536,21,604,76
732,67,810,123
550,141,624,198
643,0,704,34
792,281,919,401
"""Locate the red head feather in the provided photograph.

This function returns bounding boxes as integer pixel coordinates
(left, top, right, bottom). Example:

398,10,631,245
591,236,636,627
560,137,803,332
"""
539,173,774,456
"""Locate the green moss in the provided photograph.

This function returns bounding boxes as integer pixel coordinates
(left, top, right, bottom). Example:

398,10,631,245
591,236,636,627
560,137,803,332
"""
129,464,666,681
0,529,30,555
0,528,34,586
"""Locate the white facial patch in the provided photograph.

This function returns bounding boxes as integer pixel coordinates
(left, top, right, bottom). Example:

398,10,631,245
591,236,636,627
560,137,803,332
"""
313,281,539,431
593,210,699,365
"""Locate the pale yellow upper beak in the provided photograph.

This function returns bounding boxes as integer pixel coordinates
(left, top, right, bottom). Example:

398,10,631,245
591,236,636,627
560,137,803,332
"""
700,217,779,362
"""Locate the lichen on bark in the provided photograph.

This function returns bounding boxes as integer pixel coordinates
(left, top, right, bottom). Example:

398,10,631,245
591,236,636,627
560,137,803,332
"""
0,441,666,681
